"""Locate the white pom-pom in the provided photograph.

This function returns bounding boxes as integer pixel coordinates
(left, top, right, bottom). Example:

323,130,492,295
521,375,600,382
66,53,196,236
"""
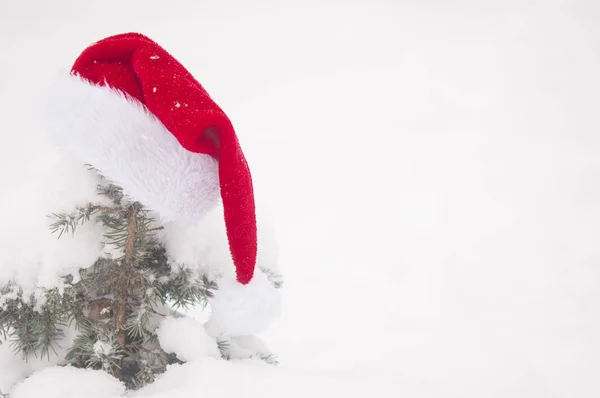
206,271,281,337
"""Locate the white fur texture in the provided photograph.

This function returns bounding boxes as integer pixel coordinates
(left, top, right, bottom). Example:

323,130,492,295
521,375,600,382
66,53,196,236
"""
45,71,220,223
206,271,281,337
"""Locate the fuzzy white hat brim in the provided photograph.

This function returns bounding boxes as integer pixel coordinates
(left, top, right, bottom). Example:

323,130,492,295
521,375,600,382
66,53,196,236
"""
45,70,220,223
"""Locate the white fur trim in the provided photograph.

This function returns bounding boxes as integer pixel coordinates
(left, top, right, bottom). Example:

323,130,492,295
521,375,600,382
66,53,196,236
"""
45,70,220,223
206,271,281,337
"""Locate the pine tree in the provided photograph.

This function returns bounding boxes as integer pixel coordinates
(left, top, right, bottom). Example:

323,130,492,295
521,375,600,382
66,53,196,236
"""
0,173,217,389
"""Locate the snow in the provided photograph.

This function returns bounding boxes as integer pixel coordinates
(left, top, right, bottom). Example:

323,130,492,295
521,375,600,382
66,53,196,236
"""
156,316,221,361
10,366,125,398
0,154,107,295
1,0,600,397
0,324,77,393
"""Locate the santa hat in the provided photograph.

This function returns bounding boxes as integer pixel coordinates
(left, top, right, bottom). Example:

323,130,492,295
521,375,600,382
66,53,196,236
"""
46,32,280,336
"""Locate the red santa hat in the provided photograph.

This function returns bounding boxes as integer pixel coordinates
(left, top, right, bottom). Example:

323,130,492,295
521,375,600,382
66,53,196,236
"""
46,33,279,336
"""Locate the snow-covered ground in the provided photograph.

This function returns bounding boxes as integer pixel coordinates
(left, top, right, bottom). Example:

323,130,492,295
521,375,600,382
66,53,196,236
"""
2,0,600,397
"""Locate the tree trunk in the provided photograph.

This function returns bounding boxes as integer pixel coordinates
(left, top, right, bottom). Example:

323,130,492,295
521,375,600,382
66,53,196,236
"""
116,204,138,347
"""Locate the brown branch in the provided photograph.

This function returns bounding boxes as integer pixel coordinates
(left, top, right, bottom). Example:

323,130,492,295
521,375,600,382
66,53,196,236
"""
87,298,113,324
89,205,118,213
116,291,127,346
124,207,137,259
23,321,32,352
116,205,138,347
147,226,164,232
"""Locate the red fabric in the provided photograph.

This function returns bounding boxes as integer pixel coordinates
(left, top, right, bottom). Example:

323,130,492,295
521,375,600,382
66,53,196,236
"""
71,32,257,284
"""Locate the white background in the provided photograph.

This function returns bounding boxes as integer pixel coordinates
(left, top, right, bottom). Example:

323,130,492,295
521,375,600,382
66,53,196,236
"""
1,0,600,397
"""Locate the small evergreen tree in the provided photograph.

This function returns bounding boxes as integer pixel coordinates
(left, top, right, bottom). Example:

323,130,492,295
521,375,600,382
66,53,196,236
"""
0,173,217,389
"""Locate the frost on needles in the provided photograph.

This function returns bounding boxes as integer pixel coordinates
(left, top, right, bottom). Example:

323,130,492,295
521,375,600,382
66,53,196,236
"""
0,173,219,389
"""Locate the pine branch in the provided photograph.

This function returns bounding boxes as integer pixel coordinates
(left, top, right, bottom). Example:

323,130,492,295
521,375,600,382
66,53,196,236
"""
0,287,67,360
216,338,230,358
97,183,125,205
258,353,279,365
2,174,252,390
49,204,117,238
259,267,284,289
163,267,215,309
